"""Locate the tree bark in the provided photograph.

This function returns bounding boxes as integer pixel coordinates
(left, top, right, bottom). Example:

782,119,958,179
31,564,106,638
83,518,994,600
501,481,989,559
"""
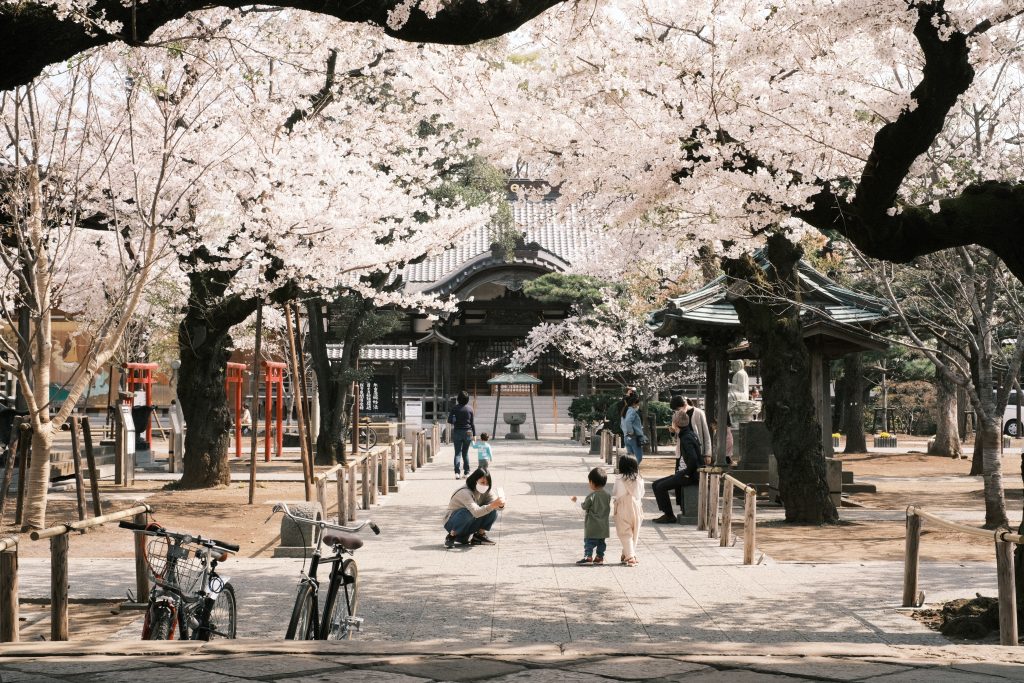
928,349,962,457
307,299,351,466
175,269,257,488
724,234,838,524
841,352,868,453
980,414,1009,528
0,0,565,92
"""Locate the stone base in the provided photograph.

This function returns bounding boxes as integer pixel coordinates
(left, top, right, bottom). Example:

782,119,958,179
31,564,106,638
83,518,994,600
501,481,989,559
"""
273,546,319,558
504,432,526,440
275,500,322,557
678,484,700,522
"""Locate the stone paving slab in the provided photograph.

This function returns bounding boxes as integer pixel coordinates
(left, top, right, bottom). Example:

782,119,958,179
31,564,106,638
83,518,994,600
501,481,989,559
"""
2,644,1024,682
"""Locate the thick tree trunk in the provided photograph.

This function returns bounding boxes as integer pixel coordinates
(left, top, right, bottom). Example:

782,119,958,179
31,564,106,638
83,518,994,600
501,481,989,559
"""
175,269,258,489
22,425,54,530
979,414,1009,528
724,234,838,524
841,352,868,453
929,357,962,457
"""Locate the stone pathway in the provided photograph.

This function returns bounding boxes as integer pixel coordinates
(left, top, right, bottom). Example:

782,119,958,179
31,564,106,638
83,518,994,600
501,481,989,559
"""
10,438,1024,680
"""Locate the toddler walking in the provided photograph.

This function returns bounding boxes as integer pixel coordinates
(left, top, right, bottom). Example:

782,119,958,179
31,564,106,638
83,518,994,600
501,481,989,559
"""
613,455,644,566
472,432,493,470
570,467,610,565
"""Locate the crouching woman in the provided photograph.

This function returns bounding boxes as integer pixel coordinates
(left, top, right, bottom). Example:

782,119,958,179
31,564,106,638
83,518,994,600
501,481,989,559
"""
443,468,506,548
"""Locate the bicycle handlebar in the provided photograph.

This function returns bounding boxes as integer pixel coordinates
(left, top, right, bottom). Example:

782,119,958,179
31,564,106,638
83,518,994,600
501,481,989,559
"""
118,520,240,553
273,502,381,535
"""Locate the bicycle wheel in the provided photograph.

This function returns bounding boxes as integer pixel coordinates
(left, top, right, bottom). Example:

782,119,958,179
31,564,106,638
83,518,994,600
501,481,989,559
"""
206,582,237,639
145,605,175,640
325,559,359,640
285,582,317,640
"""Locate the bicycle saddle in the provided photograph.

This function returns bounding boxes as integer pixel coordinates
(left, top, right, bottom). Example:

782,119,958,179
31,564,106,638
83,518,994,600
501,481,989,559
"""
323,533,363,550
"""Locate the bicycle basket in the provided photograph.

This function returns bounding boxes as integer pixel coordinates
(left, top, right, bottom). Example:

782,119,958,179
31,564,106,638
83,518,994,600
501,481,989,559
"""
146,538,207,596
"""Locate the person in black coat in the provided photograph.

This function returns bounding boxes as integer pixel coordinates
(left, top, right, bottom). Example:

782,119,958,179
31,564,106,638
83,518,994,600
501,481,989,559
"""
652,395,701,523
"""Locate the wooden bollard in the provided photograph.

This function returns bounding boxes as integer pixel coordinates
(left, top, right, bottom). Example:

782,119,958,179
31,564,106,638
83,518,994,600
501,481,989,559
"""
743,489,756,565
133,512,150,602
361,457,370,511
996,535,1018,645
410,436,418,472
902,511,922,607
398,440,406,481
51,534,69,641
720,483,734,547
0,547,18,642
69,419,88,522
316,478,328,516
380,448,389,497
347,464,357,520
369,452,379,505
708,473,720,539
336,469,347,523
696,472,708,531
81,418,103,517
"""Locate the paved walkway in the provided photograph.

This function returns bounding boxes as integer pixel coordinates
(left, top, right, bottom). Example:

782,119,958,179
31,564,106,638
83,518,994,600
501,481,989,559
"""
8,438,1024,681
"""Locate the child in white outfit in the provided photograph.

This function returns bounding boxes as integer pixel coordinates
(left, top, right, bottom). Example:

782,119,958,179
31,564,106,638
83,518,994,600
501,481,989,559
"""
613,454,644,566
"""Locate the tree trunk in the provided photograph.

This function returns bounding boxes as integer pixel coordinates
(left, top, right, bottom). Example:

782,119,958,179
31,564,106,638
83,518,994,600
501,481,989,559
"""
841,352,868,453
724,234,838,524
175,269,258,489
22,425,54,530
979,414,1009,528
929,354,962,457
1015,452,1024,633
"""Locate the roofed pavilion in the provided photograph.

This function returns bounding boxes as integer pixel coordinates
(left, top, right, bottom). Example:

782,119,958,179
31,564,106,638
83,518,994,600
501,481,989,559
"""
650,251,890,459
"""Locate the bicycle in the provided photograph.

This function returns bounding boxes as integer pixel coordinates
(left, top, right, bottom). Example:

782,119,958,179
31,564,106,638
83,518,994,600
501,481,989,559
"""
357,419,377,452
270,502,379,640
119,520,239,640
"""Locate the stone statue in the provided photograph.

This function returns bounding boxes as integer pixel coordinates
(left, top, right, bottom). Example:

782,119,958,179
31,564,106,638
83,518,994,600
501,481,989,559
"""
728,360,758,424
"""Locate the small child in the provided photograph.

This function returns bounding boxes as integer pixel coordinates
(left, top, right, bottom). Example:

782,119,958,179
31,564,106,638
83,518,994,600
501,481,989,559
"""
473,432,494,471
570,467,611,565
613,455,645,567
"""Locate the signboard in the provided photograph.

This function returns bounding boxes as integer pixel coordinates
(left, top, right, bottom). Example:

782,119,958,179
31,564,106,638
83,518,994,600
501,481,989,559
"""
119,404,136,456
358,375,397,415
405,400,423,428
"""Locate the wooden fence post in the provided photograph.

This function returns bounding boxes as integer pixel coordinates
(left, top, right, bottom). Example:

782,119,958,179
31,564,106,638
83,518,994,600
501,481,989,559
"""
720,483,734,548
337,469,347,524
361,457,370,511
902,511,922,607
133,512,150,603
81,418,103,517
743,489,756,566
397,440,406,481
69,419,87,522
51,534,69,641
0,546,18,642
347,464,357,520
380,448,389,497
14,427,30,527
708,473,720,539
996,534,1018,645
316,478,328,516
370,451,379,505
696,471,707,532
410,435,418,472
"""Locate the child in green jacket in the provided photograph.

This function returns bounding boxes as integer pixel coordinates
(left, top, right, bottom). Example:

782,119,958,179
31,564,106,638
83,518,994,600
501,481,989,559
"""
570,467,611,565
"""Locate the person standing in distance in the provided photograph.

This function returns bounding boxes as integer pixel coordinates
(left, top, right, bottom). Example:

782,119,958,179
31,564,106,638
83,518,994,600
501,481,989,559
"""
448,391,475,479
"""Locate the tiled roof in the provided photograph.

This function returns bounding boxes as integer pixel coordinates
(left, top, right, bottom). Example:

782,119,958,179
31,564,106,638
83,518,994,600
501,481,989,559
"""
650,251,891,333
326,344,419,362
403,200,597,287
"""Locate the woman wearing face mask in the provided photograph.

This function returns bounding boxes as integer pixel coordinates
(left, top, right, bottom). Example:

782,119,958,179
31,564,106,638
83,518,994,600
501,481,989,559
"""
443,468,505,548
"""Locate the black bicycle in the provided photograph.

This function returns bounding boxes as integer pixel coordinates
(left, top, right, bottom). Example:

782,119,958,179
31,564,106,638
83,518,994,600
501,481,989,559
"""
119,520,239,640
271,502,379,640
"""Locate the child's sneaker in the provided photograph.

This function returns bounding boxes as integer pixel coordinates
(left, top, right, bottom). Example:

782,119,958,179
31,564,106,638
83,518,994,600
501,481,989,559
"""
593,556,604,565
575,557,594,565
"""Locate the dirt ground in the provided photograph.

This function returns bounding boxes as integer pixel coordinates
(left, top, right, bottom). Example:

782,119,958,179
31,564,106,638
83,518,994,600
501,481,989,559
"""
3,447,1020,564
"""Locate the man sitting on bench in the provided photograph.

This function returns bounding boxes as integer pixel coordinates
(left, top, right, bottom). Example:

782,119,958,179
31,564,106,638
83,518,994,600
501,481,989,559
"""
652,396,704,523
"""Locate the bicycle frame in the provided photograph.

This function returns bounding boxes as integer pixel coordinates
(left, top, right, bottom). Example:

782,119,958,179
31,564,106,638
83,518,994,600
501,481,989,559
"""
273,502,378,639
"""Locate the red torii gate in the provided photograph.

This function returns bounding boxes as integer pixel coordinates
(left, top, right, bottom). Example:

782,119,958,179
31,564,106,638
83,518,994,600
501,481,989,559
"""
225,362,247,458
263,360,286,462
123,362,159,447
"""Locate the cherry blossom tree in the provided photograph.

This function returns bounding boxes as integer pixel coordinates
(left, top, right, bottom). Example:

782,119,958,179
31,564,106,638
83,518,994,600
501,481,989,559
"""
512,290,700,401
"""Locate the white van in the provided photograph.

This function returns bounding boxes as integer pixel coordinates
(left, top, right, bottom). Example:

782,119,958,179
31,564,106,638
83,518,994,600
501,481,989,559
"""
1004,390,1022,436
